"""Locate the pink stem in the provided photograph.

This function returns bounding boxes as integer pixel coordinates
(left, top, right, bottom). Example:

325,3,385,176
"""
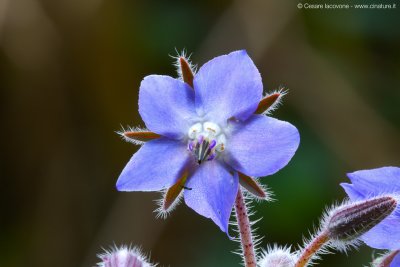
378,250,400,267
234,188,257,267
294,230,330,267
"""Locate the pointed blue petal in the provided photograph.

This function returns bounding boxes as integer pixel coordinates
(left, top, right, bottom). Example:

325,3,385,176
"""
184,161,238,234
139,75,197,139
340,183,365,200
361,215,400,250
226,115,299,177
390,252,400,267
117,138,190,191
194,50,262,125
347,167,400,196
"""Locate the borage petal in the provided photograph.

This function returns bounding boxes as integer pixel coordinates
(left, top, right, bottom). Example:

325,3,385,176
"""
226,115,300,177
390,253,400,266
194,50,262,125
361,216,400,250
117,138,191,191
184,161,238,234
340,183,366,201
347,167,400,196
139,75,197,139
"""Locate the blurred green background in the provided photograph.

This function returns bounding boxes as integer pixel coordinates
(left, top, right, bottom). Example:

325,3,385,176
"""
1,0,399,266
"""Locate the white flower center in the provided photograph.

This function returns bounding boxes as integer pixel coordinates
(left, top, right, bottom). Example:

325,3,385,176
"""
187,121,226,164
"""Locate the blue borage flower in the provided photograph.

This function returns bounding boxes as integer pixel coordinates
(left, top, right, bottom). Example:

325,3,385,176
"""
341,167,400,250
116,50,300,234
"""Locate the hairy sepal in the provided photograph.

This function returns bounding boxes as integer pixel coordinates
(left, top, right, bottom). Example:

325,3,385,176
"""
255,88,287,115
117,126,161,145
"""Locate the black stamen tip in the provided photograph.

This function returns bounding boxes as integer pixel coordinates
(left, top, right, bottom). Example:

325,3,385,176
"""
182,186,192,190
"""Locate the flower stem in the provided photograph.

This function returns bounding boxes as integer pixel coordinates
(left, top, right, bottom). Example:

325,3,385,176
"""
294,230,330,267
234,188,257,267
377,250,400,267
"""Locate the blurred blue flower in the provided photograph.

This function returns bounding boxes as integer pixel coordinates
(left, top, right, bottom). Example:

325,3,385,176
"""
341,166,400,250
117,50,300,233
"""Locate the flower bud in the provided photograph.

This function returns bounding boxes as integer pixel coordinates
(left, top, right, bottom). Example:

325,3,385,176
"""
258,246,297,267
326,195,397,242
97,245,156,267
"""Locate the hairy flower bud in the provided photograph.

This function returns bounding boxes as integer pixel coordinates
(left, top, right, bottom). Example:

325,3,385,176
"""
326,196,397,243
97,245,156,267
258,246,297,267
341,167,400,250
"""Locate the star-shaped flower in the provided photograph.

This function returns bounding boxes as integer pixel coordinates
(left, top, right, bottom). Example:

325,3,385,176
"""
117,50,300,234
341,166,400,250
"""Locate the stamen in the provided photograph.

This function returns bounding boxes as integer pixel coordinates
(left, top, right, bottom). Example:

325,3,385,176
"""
216,135,226,152
188,141,194,151
202,140,210,156
207,152,216,161
195,141,200,150
198,135,204,144
209,139,217,149
198,139,210,164
187,122,226,164
191,138,217,164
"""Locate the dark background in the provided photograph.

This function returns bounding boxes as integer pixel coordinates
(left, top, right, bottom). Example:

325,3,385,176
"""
1,0,399,266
